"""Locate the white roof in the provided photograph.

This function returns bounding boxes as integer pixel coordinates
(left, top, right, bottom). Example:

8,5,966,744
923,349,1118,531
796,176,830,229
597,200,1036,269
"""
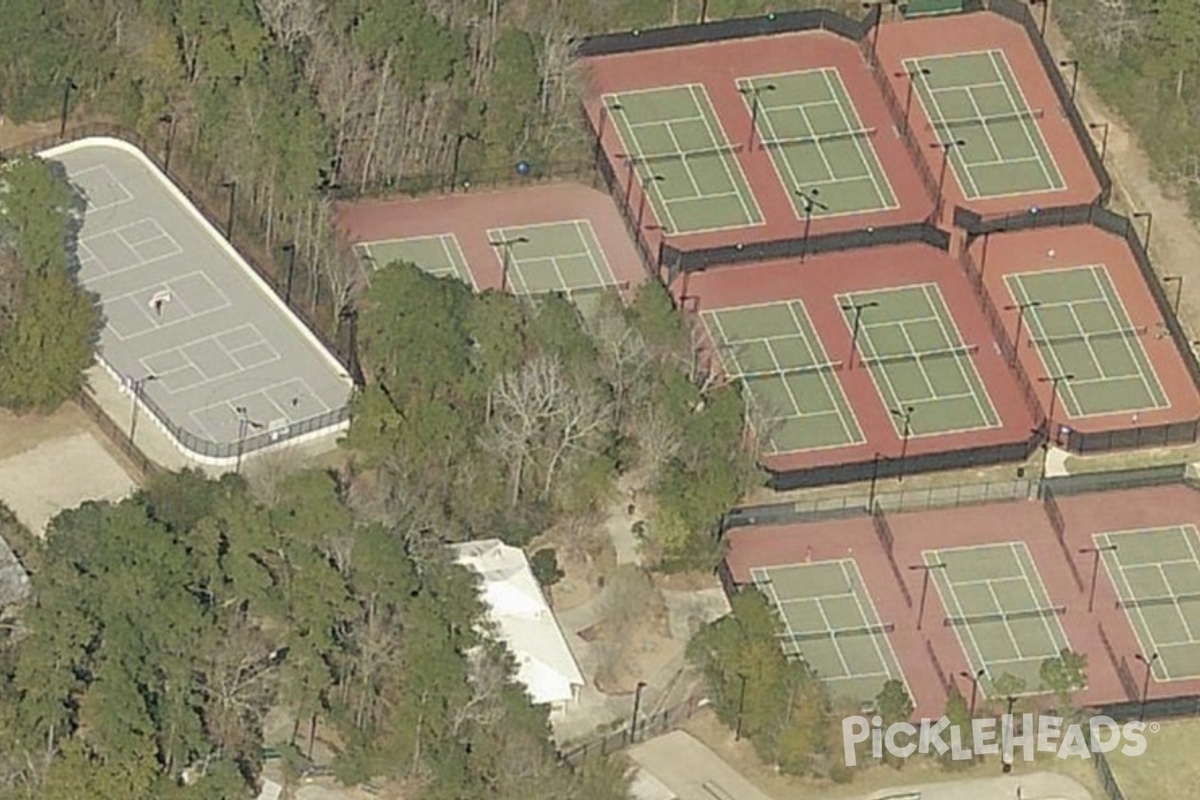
451,539,585,706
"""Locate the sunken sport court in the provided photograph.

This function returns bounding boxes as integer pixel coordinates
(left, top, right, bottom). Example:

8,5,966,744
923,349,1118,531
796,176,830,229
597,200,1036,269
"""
43,138,353,464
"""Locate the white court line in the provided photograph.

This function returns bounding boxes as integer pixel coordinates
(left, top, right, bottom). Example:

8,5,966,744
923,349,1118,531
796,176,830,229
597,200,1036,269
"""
72,164,135,212
989,50,1064,191
905,57,983,199
820,68,899,211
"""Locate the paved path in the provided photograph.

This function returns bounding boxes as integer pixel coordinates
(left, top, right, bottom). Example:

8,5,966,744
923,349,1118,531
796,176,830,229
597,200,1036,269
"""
858,771,1091,800
629,731,775,800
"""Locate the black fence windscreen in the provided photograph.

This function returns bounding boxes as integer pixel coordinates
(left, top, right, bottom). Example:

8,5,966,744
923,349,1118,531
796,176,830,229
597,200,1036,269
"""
573,9,872,58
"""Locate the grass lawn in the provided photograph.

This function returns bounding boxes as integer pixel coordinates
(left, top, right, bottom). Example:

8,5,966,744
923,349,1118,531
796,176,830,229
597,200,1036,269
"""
1106,716,1200,799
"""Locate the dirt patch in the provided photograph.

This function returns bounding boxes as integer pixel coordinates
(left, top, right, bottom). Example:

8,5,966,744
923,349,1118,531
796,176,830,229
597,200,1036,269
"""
0,432,137,535
0,404,90,461
533,514,617,613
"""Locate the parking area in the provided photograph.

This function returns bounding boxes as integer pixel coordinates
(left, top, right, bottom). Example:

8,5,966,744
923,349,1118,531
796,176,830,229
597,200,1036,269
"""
44,139,352,456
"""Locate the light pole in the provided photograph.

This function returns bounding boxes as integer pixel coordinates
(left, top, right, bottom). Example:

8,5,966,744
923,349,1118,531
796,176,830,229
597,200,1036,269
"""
861,1,897,57
734,673,749,741
1038,374,1075,446
961,668,986,717
1133,211,1153,253
1134,652,1159,722
979,227,1004,279
234,406,264,475
1164,275,1184,317
59,78,77,137
909,562,947,630
842,300,879,370
896,67,931,136
159,113,177,174
630,680,648,743
699,0,709,23
868,452,888,511
618,153,638,213
738,83,777,151
1079,544,1118,613
931,139,967,219
1005,299,1042,359
1089,122,1110,163
797,187,827,262
222,180,237,241
1031,0,1050,37
490,235,529,293
890,405,915,483
636,174,666,230
450,131,480,191
282,242,297,305
129,374,157,444
1059,59,1080,103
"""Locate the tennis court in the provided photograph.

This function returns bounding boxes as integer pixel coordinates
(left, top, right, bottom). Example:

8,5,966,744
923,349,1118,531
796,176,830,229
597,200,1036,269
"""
485,220,622,298
604,84,763,235
927,542,1073,696
837,284,1000,437
737,68,897,218
1097,525,1200,681
355,234,474,286
752,559,907,705
703,300,864,454
907,50,1064,199
1005,265,1168,417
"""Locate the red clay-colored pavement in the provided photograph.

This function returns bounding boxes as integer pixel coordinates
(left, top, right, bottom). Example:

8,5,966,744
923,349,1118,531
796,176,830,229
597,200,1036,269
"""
967,225,1200,438
583,29,936,258
334,182,648,293
677,242,1038,474
724,484,1200,720
875,12,1102,221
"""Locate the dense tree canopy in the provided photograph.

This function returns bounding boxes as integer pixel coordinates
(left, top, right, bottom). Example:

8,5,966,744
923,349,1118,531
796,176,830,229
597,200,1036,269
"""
0,470,632,799
0,156,99,412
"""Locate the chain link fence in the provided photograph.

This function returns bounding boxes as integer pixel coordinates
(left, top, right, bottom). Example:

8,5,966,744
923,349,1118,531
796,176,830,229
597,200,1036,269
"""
556,693,705,769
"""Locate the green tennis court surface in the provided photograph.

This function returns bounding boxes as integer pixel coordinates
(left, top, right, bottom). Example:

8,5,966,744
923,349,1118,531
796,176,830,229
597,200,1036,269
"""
356,234,473,285
927,542,1073,696
737,69,897,218
1097,526,1200,681
838,284,1000,437
704,300,864,454
486,220,621,300
605,85,763,235
752,560,907,704
907,50,1064,199
1005,265,1168,417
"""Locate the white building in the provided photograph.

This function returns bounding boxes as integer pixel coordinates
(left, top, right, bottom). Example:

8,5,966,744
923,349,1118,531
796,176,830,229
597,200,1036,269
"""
451,539,585,713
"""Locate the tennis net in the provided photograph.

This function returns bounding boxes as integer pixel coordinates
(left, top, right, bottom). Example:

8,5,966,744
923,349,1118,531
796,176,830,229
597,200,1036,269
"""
1118,592,1200,610
760,127,878,148
944,606,1066,627
630,142,744,164
859,343,979,368
737,360,845,380
1028,326,1148,349
928,108,1045,130
783,622,896,643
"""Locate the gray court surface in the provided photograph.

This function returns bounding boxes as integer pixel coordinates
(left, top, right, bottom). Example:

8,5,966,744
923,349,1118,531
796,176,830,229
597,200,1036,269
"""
42,139,352,455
